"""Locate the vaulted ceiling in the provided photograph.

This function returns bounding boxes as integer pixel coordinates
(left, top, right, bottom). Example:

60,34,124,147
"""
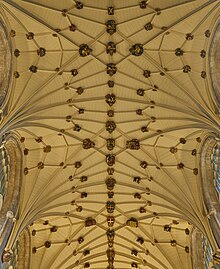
0,0,220,268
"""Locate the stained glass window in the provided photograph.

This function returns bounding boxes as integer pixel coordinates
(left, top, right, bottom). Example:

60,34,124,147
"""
203,236,213,269
202,236,220,269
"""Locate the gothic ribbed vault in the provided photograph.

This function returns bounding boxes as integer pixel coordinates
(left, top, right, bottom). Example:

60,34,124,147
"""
0,0,220,268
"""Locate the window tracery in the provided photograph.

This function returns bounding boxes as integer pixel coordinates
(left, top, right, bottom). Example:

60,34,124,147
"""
0,137,22,268
0,146,9,211
211,143,220,200
209,21,220,109
3,229,31,269
201,136,220,251
191,228,220,269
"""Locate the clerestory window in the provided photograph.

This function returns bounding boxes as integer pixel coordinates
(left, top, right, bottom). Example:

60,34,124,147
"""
0,145,10,212
0,17,11,107
211,143,220,200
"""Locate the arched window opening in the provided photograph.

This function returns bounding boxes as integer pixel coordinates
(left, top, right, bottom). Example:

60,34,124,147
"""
2,228,31,269
0,137,22,268
203,235,215,269
191,228,220,269
0,145,10,211
211,142,220,200
201,136,220,248
0,15,12,108
209,21,220,109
